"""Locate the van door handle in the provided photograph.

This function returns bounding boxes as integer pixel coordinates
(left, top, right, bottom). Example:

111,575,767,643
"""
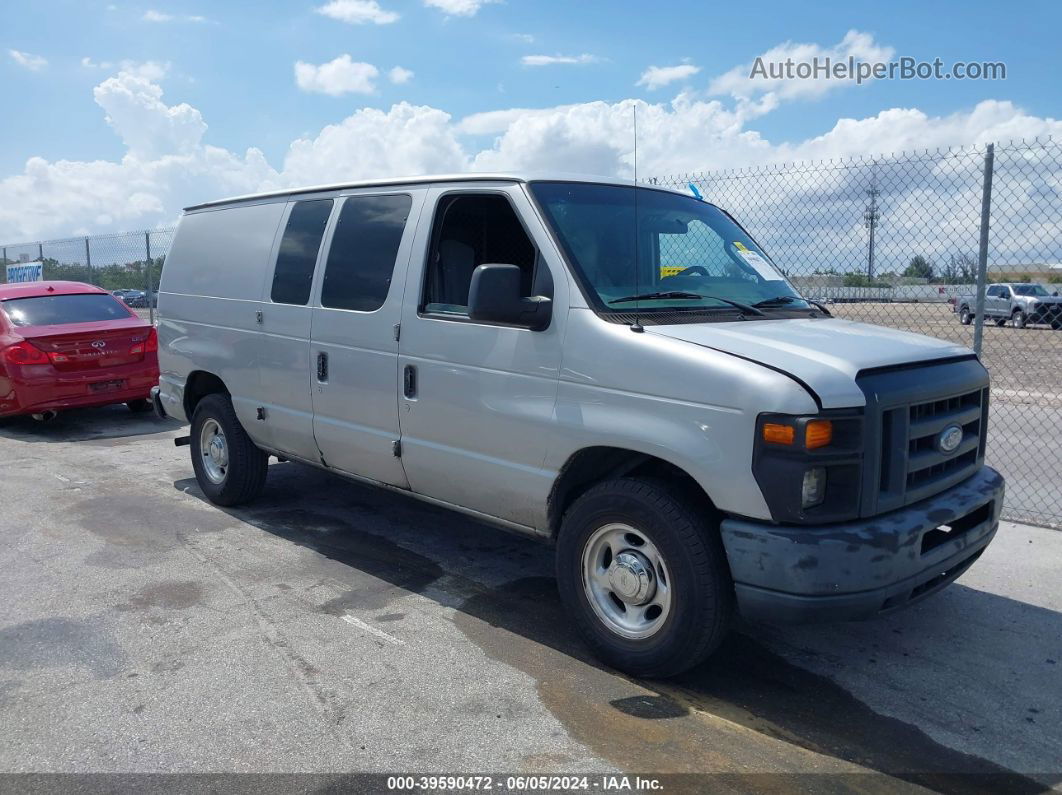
317,351,328,382
403,364,417,398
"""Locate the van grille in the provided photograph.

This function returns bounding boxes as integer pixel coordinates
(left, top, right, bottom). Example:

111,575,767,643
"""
903,388,985,502
858,358,989,516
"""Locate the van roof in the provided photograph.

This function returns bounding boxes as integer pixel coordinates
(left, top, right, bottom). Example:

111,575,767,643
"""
184,172,689,212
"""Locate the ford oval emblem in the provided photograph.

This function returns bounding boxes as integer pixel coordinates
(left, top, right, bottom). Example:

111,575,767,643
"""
91,340,106,349
937,424,964,454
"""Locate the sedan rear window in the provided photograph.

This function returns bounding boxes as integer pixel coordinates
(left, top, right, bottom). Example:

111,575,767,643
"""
0,293,133,327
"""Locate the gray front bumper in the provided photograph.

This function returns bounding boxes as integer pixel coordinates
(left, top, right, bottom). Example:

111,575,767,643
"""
721,466,1004,624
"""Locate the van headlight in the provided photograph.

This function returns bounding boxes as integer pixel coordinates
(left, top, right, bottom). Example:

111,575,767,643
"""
753,412,863,523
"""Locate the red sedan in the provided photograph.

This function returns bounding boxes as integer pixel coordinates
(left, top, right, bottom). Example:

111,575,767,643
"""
0,281,158,420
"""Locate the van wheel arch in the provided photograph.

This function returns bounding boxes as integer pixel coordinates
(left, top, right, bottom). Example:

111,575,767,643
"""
547,447,719,538
184,370,229,420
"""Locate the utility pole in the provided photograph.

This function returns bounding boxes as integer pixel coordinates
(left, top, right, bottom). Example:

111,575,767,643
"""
864,186,880,281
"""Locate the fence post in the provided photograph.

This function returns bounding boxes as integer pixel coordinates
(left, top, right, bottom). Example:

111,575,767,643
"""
145,231,154,325
972,143,994,357
84,237,92,285
38,242,43,262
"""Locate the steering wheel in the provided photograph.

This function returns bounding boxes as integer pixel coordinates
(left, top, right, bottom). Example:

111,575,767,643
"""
662,265,709,279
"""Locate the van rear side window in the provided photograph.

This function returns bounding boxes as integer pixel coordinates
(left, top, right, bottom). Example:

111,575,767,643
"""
321,194,412,312
271,199,334,305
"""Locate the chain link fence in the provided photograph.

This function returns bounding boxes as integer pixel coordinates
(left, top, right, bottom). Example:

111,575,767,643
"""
1,229,175,324
1,138,1059,527
658,138,1062,528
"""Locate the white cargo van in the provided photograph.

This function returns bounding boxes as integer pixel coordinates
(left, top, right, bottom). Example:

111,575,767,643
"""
154,174,1004,676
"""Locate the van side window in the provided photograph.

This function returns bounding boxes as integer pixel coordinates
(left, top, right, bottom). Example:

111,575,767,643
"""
321,194,412,312
271,199,334,305
422,194,536,315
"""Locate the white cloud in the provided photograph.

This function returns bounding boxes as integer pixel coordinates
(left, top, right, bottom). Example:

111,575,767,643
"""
143,9,208,23
119,60,170,81
389,66,414,85
709,29,894,107
315,0,399,25
457,106,578,135
94,69,206,158
84,59,169,80
9,49,47,71
282,103,468,185
2,33,1060,252
637,63,700,90
295,55,379,96
521,54,599,67
424,0,497,16
512,33,535,44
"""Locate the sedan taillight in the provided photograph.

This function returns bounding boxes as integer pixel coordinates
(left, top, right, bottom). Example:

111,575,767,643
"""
130,328,158,356
3,340,49,365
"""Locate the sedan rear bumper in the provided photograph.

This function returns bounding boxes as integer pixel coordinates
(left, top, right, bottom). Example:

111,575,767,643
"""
0,362,158,417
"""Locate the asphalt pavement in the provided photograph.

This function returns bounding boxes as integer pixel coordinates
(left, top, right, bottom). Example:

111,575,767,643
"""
0,406,1059,791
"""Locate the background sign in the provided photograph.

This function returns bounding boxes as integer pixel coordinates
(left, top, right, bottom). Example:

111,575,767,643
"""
5,261,44,283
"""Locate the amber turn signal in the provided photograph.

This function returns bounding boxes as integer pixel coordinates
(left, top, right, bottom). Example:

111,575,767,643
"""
762,422,795,445
805,419,833,449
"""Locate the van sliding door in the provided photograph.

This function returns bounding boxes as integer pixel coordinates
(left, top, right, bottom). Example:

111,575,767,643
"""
309,190,425,487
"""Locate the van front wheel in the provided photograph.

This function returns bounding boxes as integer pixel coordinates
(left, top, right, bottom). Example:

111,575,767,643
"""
190,394,268,506
556,478,733,678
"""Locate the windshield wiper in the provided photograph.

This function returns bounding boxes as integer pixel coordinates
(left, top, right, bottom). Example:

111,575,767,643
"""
752,296,798,307
752,294,834,317
609,292,766,317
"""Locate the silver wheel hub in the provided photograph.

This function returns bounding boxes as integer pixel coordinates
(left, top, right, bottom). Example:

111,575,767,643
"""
582,523,672,640
199,418,229,484
607,551,656,605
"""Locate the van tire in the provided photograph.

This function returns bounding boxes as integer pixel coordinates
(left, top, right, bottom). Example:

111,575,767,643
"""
190,394,268,506
958,307,972,325
556,477,733,678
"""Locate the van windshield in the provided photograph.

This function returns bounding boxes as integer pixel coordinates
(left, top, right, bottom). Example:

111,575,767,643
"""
530,182,808,316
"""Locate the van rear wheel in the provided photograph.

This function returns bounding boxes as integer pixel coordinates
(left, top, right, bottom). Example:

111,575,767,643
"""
190,394,268,506
959,308,972,325
556,477,733,678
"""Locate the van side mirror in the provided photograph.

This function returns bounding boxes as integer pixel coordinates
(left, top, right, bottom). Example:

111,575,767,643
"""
468,264,552,330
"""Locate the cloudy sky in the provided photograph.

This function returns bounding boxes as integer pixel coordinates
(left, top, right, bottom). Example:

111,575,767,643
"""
1,0,1060,241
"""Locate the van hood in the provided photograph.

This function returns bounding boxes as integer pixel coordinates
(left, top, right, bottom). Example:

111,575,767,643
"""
647,317,974,408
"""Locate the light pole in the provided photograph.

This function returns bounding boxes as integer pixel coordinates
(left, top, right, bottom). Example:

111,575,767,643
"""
864,187,880,281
